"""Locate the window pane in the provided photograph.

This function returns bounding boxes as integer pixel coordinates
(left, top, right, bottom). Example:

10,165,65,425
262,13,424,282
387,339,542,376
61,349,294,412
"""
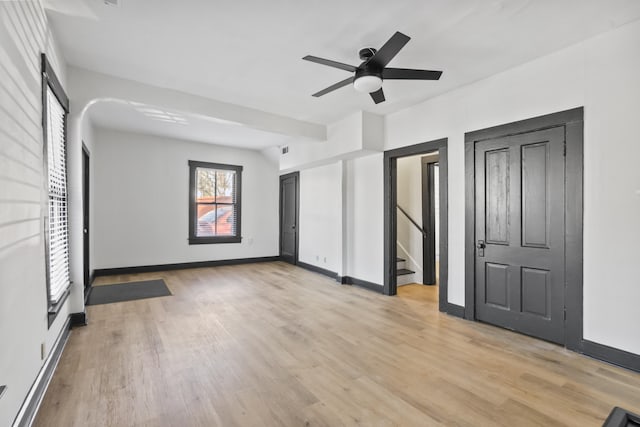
196,204,215,237
196,168,216,203
196,204,235,237
216,170,235,203
216,207,235,236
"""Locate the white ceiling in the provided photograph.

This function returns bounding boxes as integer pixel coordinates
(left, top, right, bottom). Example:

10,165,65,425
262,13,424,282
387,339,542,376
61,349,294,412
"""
88,99,296,150
46,0,640,147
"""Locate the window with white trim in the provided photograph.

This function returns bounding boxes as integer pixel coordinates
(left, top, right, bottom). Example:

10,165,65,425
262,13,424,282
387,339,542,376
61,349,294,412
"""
42,54,70,317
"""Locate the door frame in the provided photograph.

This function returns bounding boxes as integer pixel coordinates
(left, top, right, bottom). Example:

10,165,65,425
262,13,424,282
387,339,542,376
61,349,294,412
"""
421,157,438,285
384,138,456,315
279,171,300,265
81,142,92,297
464,107,584,350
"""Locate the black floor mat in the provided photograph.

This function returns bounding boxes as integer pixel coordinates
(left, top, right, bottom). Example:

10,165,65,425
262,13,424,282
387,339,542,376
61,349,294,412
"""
87,279,171,306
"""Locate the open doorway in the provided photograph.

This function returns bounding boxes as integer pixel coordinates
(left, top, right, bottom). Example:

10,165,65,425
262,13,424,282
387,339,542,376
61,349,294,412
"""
395,151,440,304
384,138,460,316
395,152,439,287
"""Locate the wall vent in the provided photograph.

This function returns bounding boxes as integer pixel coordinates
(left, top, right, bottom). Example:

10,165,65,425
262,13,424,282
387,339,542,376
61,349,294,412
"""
281,146,289,155
104,0,120,7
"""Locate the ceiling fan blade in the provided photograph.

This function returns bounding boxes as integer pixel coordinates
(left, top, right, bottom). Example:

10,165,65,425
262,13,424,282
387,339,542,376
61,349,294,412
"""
383,68,442,80
303,55,357,72
368,31,410,69
369,88,385,104
312,77,353,97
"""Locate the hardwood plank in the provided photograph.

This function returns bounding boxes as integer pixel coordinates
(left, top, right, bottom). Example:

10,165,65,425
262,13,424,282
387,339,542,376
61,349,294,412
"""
34,262,640,426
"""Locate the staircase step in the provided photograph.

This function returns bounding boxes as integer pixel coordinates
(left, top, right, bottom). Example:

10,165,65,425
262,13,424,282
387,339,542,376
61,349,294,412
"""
396,257,405,262
397,268,415,276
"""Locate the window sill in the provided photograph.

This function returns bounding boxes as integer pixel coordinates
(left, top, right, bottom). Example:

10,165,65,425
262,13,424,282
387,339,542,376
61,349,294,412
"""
188,236,242,245
47,287,70,328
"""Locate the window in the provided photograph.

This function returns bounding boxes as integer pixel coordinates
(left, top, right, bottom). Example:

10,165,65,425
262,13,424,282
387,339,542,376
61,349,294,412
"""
188,161,242,244
42,54,70,322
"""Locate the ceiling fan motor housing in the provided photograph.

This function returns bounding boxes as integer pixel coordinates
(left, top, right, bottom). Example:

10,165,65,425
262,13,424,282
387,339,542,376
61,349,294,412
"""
354,67,382,80
359,47,377,61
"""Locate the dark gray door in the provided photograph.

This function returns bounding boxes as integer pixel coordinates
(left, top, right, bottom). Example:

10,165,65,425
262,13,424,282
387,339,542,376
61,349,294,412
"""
475,127,565,344
279,173,298,264
82,145,90,292
421,159,437,285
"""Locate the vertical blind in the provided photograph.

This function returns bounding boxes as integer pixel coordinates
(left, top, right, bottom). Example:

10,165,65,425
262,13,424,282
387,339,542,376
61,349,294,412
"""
45,85,70,304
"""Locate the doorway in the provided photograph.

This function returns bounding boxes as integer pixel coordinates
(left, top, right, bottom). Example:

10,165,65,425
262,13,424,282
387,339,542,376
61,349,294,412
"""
279,172,299,265
464,108,584,348
384,138,456,315
395,152,439,288
82,143,91,297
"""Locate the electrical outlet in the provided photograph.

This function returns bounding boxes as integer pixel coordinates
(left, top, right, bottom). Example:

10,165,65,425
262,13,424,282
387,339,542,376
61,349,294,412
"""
324,257,327,263
316,255,319,261
40,342,46,360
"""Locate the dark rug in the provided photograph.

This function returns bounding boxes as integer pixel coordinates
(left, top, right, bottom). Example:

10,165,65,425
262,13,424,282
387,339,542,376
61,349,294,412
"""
87,279,172,306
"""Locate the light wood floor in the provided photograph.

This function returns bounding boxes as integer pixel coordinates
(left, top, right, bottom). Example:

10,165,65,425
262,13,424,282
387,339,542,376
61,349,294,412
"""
34,262,640,426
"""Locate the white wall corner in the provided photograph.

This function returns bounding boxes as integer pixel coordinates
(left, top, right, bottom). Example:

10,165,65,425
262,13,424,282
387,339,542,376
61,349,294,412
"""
260,146,281,165
280,110,387,173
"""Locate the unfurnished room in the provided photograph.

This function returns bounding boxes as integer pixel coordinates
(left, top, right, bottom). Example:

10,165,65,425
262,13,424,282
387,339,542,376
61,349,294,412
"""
1,1,640,426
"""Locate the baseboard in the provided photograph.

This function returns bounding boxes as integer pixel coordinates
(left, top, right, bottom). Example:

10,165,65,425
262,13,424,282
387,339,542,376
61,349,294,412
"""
94,256,280,276
70,312,87,328
12,317,71,427
342,276,384,293
83,285,92,305
441,303,465,318
296,261,339,280
581,340,640,373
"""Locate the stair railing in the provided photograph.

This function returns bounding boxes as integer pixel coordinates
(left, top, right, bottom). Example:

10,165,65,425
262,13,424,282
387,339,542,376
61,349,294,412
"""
396,205,427,237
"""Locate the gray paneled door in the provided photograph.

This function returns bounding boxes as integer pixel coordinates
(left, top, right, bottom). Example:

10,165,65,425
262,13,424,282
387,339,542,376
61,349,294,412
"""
475,127,565,344
279,173,298,265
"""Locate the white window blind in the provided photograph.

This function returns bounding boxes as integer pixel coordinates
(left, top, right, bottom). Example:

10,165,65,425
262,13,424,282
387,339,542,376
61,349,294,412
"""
45,85,70,304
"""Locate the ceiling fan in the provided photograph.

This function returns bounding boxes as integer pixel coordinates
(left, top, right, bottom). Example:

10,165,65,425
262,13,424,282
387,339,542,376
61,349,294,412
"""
303,31,442,104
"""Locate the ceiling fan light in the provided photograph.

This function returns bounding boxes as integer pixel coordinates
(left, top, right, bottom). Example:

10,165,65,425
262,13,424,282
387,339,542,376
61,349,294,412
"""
353,75,383,93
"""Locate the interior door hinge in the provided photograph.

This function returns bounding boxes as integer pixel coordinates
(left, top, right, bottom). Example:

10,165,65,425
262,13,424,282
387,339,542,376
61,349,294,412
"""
563,144,567,157
564,309,567,321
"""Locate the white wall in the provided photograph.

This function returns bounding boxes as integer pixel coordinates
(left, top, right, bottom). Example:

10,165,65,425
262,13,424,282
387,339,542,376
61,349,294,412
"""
298,163,342,273
280,111,384,174
345,153,384,286
93,128,279,268
385,20,640,355
0,2,72,425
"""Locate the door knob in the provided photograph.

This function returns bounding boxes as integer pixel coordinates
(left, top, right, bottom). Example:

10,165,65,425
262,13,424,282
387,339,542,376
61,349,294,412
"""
477,240,485,257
